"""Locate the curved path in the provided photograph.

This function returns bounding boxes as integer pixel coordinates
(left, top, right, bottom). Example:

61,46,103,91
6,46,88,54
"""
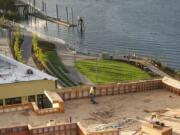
20,31,33,62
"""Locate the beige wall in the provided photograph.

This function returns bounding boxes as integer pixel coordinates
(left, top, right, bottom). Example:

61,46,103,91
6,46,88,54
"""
0,80,56,99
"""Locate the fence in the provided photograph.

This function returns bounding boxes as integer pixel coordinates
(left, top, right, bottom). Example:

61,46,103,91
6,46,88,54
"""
0,122,119,135
0,103,32,113
58,79,163,101
0,101,63,115
0,125,29,135
29,123,78,135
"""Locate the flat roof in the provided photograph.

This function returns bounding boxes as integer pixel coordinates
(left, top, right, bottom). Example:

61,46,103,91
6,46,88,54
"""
0,89,180,134
0,54,57,84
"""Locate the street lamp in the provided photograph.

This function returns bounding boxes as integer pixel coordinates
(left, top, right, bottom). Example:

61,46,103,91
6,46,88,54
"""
72,50,76,63
95,54,99,83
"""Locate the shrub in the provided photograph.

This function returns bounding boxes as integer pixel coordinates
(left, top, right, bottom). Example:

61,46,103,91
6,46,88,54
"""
13,30,25,63
32,33,46,66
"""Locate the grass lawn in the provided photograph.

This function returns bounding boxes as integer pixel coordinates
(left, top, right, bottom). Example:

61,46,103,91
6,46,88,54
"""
75,60,151,84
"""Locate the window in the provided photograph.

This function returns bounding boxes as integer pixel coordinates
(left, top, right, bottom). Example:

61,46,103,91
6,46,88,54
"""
5,97,21,105
28,95,35,102
0,99,3,106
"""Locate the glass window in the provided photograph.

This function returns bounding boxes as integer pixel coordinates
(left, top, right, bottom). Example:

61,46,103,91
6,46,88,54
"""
0,99,3,106
5,97,21,105
28,95,35,102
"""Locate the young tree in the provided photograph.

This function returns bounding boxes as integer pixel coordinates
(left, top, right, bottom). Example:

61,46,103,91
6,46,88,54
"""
32,33,46,66
13,31,25,63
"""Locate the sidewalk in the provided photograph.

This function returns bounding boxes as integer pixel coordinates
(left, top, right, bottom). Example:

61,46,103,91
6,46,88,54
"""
0,38,12,58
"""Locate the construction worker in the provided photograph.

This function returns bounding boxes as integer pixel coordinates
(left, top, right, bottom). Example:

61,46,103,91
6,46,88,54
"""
150,113,165,127
89,86,96,104
150,113,159,124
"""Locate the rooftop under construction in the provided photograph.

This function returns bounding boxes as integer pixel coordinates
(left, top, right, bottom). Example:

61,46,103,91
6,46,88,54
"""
0,76,179,135
0,90,180,134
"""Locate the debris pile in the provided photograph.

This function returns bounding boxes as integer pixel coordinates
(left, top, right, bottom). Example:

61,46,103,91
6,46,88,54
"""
87,119,137,132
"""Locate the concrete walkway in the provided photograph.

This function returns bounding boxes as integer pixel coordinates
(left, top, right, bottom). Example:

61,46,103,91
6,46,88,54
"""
114,55,169,77
55,42,95,85
21,32,33,62
0,38,12,58
129,59,169,77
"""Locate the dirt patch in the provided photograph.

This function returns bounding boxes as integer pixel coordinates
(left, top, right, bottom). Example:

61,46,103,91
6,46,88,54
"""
88,107,114,123
143,99,151,103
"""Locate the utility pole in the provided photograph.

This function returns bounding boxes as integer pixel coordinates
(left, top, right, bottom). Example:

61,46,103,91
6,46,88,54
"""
95,56,98,83
73,50,76,63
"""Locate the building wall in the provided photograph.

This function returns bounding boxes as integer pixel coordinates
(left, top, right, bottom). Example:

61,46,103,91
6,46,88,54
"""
0,80,56,99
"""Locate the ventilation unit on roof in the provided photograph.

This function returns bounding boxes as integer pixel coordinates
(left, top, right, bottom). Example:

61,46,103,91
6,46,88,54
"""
26,69,33,75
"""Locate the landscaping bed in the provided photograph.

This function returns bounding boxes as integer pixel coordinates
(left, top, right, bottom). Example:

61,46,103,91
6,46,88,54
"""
32,37,76,87
75,59,152,84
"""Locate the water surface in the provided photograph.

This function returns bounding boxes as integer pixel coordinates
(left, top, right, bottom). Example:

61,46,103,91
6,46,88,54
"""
22,0,180,70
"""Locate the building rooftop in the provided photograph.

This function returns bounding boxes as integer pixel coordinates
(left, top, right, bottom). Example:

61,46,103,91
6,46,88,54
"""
0,54,57,84
0,89,180,134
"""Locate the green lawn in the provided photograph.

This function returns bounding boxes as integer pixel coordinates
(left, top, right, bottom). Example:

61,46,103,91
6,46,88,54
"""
75,60,151,84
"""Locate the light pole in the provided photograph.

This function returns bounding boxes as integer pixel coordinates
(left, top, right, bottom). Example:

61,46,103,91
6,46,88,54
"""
72,50,76,63
95,55,99,83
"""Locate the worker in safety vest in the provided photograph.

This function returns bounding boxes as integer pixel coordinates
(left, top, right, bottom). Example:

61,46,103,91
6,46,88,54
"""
89,86,96,104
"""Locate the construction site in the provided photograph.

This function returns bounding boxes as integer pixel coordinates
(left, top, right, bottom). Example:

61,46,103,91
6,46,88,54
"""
0,76,179,135
0,1,180,134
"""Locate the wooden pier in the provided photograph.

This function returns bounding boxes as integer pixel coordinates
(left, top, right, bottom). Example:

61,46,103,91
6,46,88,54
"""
17,0,77,28
28,13,77,28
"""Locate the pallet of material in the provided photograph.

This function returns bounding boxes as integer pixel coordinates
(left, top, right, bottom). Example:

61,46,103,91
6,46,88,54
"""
141,123,172,135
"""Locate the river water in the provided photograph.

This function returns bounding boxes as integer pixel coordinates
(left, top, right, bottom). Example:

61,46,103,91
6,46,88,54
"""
21,0,180,70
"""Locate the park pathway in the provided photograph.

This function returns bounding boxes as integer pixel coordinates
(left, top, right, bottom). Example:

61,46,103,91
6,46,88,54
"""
120,57,170,77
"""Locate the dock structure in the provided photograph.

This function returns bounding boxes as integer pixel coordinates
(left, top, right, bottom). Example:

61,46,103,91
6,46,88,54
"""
17,0,77,28
28,12,77,27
